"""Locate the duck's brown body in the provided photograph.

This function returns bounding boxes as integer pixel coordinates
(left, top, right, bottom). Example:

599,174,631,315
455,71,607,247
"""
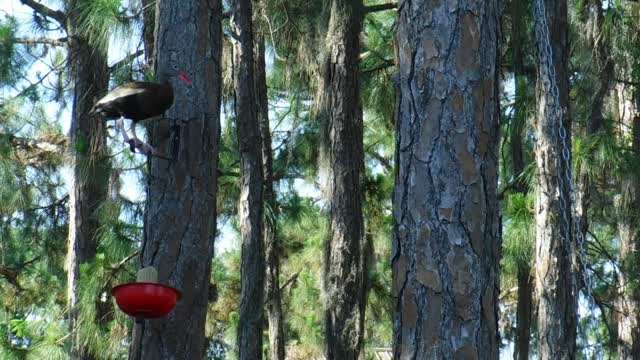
91,61,190,156
92,81,174,122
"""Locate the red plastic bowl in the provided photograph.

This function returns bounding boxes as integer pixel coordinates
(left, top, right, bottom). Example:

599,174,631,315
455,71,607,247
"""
111,282,182,319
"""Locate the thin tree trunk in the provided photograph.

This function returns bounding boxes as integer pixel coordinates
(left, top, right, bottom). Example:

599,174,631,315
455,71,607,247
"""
392,1,501,358
511,2,533,359
132,0,222,358
515,272,533,360
66,3,110,358
255,26,286,360
231,0,266,359
533,0,577,358
318,1,366,359
617,84,640,359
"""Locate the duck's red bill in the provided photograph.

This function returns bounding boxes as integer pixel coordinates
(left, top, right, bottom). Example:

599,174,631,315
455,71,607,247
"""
178,71,192,86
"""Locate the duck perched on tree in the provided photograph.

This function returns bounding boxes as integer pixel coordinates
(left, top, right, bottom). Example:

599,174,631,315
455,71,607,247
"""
91,61,192,155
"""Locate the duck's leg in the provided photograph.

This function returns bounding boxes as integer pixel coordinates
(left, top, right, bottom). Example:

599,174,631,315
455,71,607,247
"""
117,117,138,153
130,122,156,155
117,116,130,142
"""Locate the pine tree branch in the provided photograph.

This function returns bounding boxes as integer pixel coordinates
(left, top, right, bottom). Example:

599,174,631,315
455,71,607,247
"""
14,37,68,47
362,59,395,74
109,49,144,72
279,271,299,292
19,0,66,25
24,195,69,213
364,2,397,13
6,133,67,165
367,149,392,172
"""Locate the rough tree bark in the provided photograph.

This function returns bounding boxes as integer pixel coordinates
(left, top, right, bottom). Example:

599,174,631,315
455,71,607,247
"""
255,18,286,360
392,1,501,358
66,1,110,359
317,1,366,359
533,0,577,358
131,0,222,359
231,0,265,359
617,84,640,359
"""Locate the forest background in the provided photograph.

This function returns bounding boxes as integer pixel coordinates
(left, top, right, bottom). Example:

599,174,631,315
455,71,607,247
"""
0,0,639,359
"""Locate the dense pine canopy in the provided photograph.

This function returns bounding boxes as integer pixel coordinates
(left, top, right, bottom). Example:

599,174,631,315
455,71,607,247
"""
0,0,639,359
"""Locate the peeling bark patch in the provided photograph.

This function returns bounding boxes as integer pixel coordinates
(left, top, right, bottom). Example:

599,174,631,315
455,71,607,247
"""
453,132,476,185
449,249,474,320
422,37,439,60
438,207,453,221
433,71,450,100
455,14,480,74
454,345,478,360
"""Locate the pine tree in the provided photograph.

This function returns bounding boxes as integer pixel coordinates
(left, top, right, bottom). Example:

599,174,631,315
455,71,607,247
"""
131,0,223,358
533,0,577,357
254,1,286,357
65,2,111,357
392,0,501,358
231,0,266,358
317,1,366,358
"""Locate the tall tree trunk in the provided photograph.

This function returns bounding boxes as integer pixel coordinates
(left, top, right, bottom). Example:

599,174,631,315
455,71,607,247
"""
66,3,110,359
255,24,286,360
318,1,366,359
231,0,265,359
511,2,533,359
392,1,501,358
617,84,640,359
131,0,222,358
532,0,577,358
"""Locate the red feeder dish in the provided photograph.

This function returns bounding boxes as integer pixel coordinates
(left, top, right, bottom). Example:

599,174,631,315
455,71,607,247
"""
111,282,181,320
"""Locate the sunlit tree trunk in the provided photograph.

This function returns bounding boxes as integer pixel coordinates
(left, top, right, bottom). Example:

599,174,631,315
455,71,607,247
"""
255,16,286,360
231,0,266,358
318,1,366,358
533,0,577,358
131,0,222,358
66,2,110,358
392,1,501,358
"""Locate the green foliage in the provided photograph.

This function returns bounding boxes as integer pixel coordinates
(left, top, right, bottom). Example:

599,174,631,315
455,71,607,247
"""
361,11,395,127
501,193,535,283
75,0,136,53
0,15,25,85
0,72,69,355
